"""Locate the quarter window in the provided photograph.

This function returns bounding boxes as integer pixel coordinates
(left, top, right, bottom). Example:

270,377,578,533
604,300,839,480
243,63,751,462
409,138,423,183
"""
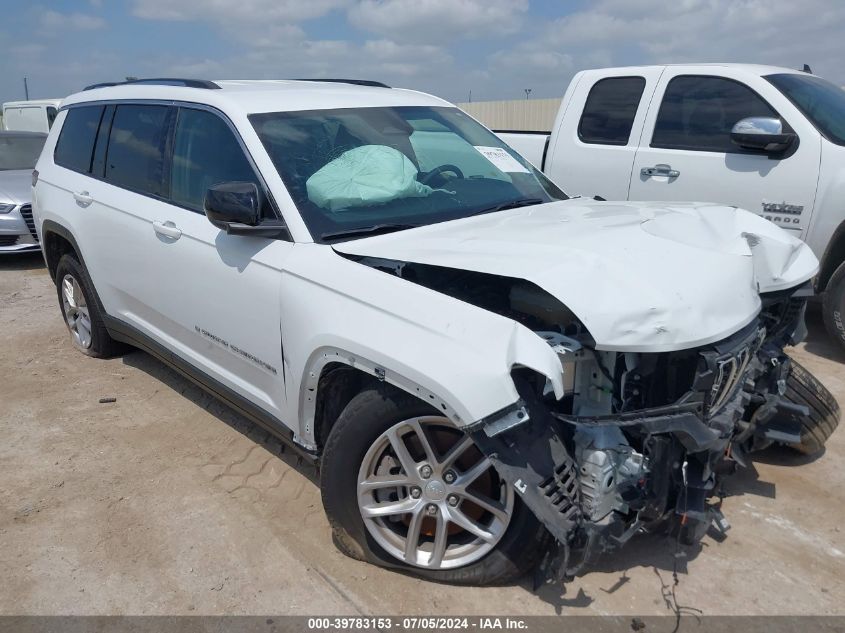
54,106,104,173
105,105,170,197
578,77,646,145
171,108,261,213
652,76,781,152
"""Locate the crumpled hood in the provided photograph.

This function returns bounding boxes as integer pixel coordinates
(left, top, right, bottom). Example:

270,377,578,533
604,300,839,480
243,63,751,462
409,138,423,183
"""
0,170,33,205
334,200,819,352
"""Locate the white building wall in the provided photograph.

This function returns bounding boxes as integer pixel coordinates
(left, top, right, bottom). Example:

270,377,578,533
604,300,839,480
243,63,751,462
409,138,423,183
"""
456,98,563,132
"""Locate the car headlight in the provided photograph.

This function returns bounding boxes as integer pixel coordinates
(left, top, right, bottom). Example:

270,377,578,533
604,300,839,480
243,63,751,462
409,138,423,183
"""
0,203,16,214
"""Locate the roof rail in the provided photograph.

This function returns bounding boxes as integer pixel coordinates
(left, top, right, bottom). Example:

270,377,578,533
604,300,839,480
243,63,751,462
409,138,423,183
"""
293,78,391,88
83,78,221,91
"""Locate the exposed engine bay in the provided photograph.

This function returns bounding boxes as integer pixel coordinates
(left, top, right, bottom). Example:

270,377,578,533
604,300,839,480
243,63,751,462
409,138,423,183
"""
351,254,814,579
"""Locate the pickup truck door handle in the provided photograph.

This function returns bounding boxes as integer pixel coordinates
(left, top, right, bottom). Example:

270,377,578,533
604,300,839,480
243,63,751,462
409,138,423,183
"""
72,191,93,207
153,220,182,240
641,164,680,179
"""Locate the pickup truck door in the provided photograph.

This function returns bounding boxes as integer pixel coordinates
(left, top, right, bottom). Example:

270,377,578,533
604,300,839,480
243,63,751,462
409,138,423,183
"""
628,66,821,239
544,67,663,200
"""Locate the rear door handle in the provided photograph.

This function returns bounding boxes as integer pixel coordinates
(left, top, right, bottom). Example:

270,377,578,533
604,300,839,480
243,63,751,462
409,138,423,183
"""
153,220,182,240
73,191,93,207
641,164,680,178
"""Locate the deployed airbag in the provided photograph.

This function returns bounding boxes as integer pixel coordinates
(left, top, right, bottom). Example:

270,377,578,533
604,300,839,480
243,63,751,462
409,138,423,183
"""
306,145,435,211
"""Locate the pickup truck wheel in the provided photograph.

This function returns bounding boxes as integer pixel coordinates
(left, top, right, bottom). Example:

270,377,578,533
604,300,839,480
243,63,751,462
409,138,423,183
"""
55,254,125,358
823,261,845,352
779,360,840,455
320,386,549,585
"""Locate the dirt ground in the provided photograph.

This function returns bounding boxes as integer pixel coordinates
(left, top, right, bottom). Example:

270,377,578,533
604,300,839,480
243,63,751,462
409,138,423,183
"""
1,251,843,616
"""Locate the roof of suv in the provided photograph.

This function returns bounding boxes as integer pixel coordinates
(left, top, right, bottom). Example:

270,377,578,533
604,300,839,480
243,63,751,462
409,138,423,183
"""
61,79,452,116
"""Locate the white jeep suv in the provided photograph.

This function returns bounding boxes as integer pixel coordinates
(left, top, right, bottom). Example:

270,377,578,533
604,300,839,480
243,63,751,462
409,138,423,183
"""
33,78,839,585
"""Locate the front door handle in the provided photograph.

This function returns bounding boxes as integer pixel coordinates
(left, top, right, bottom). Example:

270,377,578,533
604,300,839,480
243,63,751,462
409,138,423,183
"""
153,220,182,240
72,191,93,207
641,164,680,178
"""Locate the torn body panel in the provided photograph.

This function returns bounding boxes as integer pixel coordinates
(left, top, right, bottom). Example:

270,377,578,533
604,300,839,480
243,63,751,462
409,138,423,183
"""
465,286,812,576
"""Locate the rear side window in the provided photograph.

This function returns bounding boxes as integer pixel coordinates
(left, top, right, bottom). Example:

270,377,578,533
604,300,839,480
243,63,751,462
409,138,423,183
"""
105,105,170,197
171,108,261,212
54,106,104,173
652,75,780,152
578,77,646,145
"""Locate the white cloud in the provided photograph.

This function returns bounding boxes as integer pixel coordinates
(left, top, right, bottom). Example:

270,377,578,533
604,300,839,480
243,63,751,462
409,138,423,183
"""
523,0,845,78
131,0,348,23
348,0,528,43
39,10,106,31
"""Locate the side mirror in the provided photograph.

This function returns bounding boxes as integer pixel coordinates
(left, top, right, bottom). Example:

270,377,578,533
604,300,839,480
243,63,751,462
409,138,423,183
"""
204,181,260,230
730,117,796,154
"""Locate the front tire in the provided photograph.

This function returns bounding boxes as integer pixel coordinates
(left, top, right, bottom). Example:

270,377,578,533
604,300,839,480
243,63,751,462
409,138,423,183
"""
320,386,549,585
780,360,840,454
823,260,845,353
55,254,125,358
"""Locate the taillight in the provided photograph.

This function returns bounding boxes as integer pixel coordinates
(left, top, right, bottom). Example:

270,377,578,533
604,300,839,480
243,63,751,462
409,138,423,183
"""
32,169,39,187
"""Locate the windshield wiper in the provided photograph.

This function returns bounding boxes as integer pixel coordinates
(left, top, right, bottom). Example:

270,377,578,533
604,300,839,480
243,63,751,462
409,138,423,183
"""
320,223,420,241
468,198,544,217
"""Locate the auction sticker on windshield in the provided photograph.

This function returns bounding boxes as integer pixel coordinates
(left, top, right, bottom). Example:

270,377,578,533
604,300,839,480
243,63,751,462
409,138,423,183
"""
474,146,530,173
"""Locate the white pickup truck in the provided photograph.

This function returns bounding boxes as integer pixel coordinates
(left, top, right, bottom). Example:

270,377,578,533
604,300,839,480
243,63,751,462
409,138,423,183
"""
498,64,845,352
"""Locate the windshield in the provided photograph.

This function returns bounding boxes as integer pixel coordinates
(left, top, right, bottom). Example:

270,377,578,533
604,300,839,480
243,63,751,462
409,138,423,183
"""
766,73,845,146
0,134,46,170
249,106,566,241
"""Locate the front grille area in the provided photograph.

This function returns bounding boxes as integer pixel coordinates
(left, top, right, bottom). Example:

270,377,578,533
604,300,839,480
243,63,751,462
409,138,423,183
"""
708,347,752,412
19,205,38,241
0,235,19,247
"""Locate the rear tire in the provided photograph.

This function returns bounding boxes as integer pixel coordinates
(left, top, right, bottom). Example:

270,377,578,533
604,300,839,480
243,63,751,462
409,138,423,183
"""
822,261,845,353
55,254,126,358
780,360,840,454
320,385,550,585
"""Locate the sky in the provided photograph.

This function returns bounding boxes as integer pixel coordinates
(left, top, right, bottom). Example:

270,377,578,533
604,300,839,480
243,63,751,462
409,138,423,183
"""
3,0,845,105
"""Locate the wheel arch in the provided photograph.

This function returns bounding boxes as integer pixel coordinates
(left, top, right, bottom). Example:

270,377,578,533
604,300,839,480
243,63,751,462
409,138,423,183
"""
41,220,84,283
300,347,464,452
817,217,845,292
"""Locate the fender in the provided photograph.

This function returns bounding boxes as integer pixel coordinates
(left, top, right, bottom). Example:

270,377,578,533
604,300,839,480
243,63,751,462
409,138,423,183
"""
817,217,845,292
283,245,566,449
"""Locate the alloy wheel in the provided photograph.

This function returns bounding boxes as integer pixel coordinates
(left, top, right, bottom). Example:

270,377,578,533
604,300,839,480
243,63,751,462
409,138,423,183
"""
357,416,513,570
60,274,92,349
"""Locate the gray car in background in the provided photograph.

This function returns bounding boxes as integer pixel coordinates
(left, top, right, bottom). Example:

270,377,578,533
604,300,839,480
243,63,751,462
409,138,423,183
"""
0,131,47,252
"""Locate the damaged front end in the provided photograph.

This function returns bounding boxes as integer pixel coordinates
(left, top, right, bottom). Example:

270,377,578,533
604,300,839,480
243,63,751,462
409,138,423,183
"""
466,283,812,581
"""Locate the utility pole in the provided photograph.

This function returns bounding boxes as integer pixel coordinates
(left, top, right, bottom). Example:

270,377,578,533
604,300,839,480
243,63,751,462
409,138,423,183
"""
468,90,472,103
524,88,532,100
24,77,29,100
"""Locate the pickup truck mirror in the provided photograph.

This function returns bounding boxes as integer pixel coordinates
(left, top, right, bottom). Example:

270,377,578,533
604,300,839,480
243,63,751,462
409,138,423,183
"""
730,117,796,154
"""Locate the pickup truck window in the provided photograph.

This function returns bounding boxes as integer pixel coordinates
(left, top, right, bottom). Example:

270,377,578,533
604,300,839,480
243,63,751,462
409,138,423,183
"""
250,106,565,241
652,75,780,153
578,76,645,146
766,73,845,146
